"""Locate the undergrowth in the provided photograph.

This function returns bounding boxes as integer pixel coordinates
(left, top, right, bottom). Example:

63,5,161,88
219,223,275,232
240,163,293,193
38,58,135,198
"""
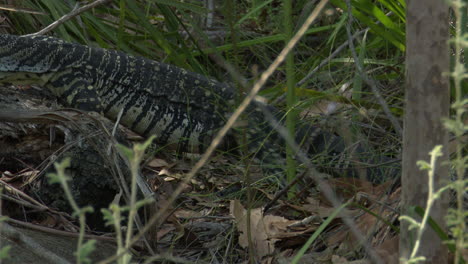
0,0,465,263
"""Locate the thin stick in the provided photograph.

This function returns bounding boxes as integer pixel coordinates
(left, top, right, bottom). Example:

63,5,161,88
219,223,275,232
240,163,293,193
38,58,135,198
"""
97,1,330,263
257,102,383,264
25,0,111,37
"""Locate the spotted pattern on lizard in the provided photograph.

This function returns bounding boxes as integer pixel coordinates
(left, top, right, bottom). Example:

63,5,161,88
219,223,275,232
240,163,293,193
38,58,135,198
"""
0,34,284,171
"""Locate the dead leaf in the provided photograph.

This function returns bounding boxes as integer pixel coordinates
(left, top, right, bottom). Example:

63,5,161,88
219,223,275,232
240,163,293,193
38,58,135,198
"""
329,177,375,199
157,224,176,240
230,200,276,261
174,209,204,219
159,168,173,177
147,158,169,168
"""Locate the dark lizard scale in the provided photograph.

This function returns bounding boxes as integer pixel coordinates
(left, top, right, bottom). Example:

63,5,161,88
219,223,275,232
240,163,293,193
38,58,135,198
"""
0,34,283,166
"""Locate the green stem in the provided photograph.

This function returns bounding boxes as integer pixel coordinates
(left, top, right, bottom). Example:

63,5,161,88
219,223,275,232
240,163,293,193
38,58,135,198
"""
284,0,297,194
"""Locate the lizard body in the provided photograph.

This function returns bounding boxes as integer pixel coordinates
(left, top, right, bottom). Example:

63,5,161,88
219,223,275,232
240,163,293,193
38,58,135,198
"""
0,34,282,168
0,34,400,183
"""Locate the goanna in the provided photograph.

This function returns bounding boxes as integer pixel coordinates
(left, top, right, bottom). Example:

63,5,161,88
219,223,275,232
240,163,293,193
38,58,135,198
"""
0,34,283,172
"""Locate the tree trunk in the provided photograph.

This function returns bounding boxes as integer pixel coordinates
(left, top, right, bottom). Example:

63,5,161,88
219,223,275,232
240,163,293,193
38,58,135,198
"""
401,0,450,263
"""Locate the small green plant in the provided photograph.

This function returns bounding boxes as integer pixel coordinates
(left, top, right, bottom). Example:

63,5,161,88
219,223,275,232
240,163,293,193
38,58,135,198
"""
101,136,156,264
0,244,11,260
47,158,96,264
399,146,449,264
444,1,468,263
291,201,350,264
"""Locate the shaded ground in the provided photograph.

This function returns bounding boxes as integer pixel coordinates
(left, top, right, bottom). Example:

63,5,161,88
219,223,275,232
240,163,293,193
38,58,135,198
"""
0,84,401,263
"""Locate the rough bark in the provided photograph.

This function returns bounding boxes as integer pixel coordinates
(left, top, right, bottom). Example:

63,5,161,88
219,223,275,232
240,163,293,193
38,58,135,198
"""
402,0,450,262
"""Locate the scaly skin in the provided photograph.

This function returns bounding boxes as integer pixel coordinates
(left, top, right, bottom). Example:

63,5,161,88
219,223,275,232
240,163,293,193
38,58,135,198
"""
0,34,283,171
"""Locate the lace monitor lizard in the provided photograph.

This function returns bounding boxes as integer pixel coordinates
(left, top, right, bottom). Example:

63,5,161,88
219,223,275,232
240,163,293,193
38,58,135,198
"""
0,34,290,175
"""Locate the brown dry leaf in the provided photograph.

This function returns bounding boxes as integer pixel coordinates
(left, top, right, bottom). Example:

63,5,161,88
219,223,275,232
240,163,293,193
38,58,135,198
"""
314,206,336,219
35,214,79,232
230,200,271,259
174,209,204,219
325,182,400,252
263,215,299,239
285,196,331,218
230,200,284,261
329,177,375,199
330,178,394,204
300,100,342,117
147,158,169,168
36,214,60,228
230,201,316,259
161,171,204,188
159,168,173,177
300,197,360,220
157,224,176,240
326,209,377,248
1,169,38,184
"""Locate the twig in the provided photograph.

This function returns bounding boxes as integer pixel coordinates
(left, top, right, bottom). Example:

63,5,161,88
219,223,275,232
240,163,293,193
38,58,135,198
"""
25,0,111,37
257,102,384,264
0,5,46,15
97,1,330,263
6,218,115,242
